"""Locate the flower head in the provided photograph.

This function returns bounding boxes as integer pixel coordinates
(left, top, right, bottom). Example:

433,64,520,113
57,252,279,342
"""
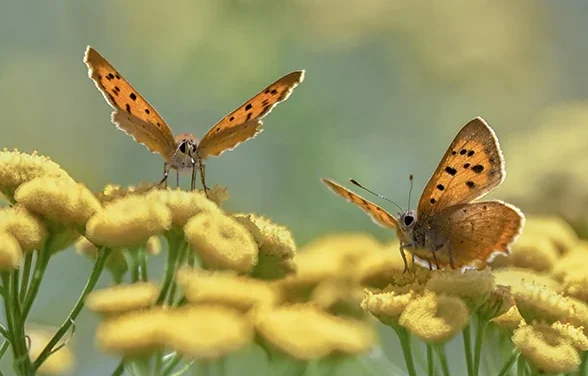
234,214,297,280
96,305,252,359
0,232,22,270
254,304,374,360
97,181,161,204
492,305,525,332
15,177,101,232
356,240,412,288
494,267,562,295
86,195,171,248
28,326,75,375
398,291,470,343
0,205,47,252
175,268,279,311
425,269,494,312
0,149,72,203
509,232,558,272
184,212,258,273
478,285,514,320
85,282,160,315
512,323,581,373
524,216,578,254
146,189,222,230
362,283,426,326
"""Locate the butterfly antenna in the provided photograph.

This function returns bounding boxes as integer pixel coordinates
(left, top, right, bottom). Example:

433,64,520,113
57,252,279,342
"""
407,174,414,210
349,178,404,212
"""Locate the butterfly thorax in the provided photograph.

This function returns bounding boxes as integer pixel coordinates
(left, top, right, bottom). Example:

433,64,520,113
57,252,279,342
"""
169,133,200,170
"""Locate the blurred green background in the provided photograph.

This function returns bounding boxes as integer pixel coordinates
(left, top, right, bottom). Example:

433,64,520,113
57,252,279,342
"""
2,0,588,374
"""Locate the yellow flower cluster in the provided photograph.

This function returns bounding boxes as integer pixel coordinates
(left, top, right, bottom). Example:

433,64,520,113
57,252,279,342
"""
489,216,588,373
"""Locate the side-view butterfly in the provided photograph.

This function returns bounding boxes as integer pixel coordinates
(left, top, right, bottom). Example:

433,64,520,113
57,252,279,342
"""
322,117,524,271
84,46,304,194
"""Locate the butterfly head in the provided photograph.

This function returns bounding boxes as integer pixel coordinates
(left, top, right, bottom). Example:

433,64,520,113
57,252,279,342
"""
397,209,417,240
171,133,199,169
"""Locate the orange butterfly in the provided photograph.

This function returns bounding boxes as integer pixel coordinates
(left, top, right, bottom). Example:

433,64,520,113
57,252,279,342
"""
323,118,524,271
84,46,304,194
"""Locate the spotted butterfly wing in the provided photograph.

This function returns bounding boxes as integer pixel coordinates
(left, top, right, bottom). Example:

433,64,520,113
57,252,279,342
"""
197,70,305,159
426,201,524,267
417,117,505,221
321,178,399,230
84,46,177,161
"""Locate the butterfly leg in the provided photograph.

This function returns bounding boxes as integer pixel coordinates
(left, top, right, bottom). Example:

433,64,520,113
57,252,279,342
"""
447,244,456,269
399,243,411,274
159,162,170,188
197,155,210,197
191,162,197,191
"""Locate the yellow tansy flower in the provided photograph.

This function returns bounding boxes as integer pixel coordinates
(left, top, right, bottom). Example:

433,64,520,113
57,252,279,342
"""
509,233,558,272
146,189,222,229
86,195,171,248
362,283,425,326
512,323,580,373
0,232,22,270
492,305,525,332
356,240,412,288
478,285,514,320
97,305,252,360
0,149,72,203
184,212,258,273
551,322,588,352
254,304,374,360
15,177,101,231
0,205,47,252
398,292,470,343
524,216,578,254
85,282,160,315
28,326,75,375
175,268,279,311
234,214,297,280
425,269,494,312
494,267,562,294
97,181,160,204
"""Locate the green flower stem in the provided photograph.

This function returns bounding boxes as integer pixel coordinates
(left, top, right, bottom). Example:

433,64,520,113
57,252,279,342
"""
111,361,124,376
516,355,527,376
18,252,33,305
21,239,53,320
124,249,140,283
0,339,8,359
426,344,434,376
0,323,8,340
32,247,111,371
435,344,451,376
391,324,417,376
473,319,489,376
156,234,180,305
463,325,474,376
497,349,520,376
162,352,182,375
578,351,587,376
138,248,148,282
167,240,188,306
1,271,32,375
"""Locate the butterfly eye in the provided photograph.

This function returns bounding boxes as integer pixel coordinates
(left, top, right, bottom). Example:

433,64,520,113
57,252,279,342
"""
179,143,187,154
403,215,414,226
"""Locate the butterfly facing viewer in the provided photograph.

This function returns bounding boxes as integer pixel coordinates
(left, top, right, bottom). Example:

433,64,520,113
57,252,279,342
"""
322,117,524,271
84,46,304,195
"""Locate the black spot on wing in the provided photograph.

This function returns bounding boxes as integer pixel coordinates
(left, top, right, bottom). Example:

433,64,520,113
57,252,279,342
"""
245,103,252,111
430,198,436,204
130,93,137,101
464,163,470,169
436,184,445,191
125,104,131,114
460,149,466,155
472,165,484,173
466,181,475,189
468,150,475,157
445,167,457,176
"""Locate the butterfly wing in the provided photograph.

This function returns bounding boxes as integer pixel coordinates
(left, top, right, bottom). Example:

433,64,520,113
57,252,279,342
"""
417,117,505,220
426,201,524,267
84,46,177,161
197,70,305,159
321,178,399,230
